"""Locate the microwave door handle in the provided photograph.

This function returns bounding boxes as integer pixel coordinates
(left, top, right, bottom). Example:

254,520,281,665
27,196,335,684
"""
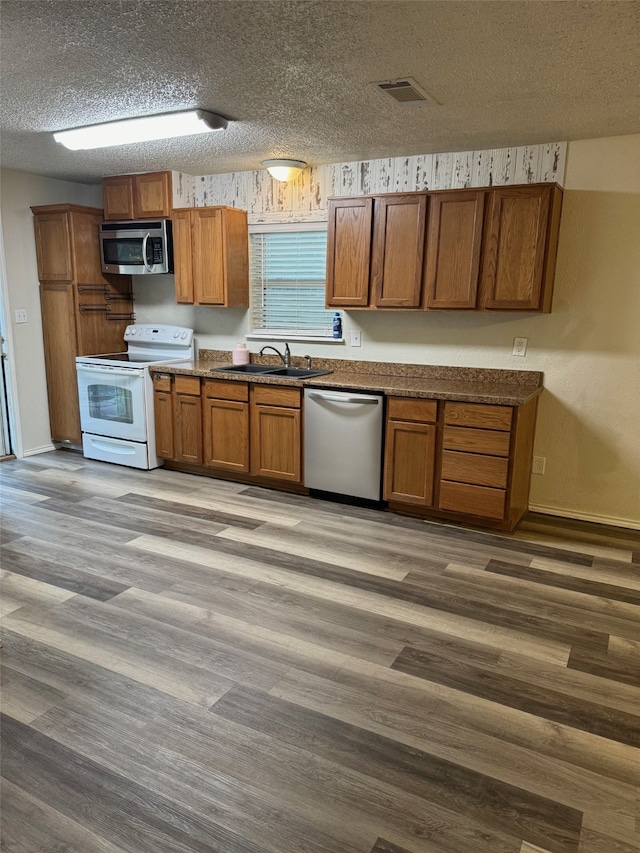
142,233,153,272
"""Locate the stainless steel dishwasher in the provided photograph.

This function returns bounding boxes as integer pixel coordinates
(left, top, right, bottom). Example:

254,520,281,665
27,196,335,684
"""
304,388,384,501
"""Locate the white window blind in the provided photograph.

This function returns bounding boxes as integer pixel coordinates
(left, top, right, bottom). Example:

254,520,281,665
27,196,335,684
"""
250,227,335,338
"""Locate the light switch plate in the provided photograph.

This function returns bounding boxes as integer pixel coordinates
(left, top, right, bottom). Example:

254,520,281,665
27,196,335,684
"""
351,330,361,347
15,308,28,324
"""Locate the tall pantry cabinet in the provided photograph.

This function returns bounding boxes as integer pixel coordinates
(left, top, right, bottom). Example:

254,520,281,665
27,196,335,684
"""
32,204,134,444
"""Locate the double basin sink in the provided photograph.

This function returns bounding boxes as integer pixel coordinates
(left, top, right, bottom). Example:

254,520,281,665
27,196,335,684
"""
211,363,333,379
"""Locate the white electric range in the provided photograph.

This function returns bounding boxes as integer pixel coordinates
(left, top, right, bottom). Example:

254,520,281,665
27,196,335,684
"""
76,324,194,469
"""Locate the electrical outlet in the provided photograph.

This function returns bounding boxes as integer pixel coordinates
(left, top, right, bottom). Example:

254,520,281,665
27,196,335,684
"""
512,337,528,357
532,456,546,475
15,308,28,324
350,330,361,347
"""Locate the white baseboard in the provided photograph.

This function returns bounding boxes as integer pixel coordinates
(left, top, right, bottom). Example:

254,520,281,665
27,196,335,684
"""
528,503,640,531
21,443,57,458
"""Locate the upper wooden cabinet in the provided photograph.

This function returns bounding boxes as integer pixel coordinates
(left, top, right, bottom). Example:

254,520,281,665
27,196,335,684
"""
326,183,562,313
172,206,249,307
424,190,485,309
326,194,427,309
33,204,107,284
372,194,427,308
326,197,373,307
103,171,172,220
480,184,563,312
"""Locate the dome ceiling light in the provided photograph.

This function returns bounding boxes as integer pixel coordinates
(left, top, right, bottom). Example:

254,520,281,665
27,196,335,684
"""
262,159,307,182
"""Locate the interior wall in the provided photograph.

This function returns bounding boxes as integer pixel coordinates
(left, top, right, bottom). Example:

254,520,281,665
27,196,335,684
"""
4,136,638,527
0,168,102,454
135,134,640,527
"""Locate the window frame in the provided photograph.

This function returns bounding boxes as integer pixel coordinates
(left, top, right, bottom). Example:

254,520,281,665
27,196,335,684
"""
247,221,342,342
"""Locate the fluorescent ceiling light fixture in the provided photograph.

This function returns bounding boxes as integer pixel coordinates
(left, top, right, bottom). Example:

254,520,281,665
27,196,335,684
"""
53,109,228,150
262,159,307,182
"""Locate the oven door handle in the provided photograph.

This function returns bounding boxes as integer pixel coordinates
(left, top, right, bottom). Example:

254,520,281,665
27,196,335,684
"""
77,366,142,378
142,233,153,272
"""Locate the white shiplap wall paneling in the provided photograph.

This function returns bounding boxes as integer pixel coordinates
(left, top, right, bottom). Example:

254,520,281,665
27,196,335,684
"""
172,172,196,208
539,142,566,183
514,145,541,184
185,141,566,224
373,158,395,193
451,151,473,189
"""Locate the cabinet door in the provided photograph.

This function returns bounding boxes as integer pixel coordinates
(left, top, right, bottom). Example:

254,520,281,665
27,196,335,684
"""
203,398,249,472
39,283,81,443
424,191,485,309
69,210,109,284
33,213,73,281
371,194,427,308
480,185,551,311
192,208,225,305
384,420,436,505
153,390,175,459
326,197,373,307
174,393,202,464
172,209,194,303
250,404,301,482
103,176,135,221
134,172,171,219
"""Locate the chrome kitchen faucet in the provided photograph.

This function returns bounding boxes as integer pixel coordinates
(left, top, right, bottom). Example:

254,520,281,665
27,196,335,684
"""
259,343,291,367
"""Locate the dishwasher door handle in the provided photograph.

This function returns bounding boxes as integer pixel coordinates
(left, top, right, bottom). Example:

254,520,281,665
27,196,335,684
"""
308,392,380,404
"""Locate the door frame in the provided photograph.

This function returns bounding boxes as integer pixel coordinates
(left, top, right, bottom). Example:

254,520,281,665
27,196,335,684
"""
0,211,21,457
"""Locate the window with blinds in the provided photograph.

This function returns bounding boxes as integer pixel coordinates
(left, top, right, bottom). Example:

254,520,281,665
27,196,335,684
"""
249,227,335,338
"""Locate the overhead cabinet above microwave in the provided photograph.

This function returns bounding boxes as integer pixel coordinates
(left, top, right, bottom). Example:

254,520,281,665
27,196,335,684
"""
103,171,172,221
326,183,563,313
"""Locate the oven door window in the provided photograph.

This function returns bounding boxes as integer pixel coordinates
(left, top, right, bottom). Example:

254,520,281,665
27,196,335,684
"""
87,383,134,423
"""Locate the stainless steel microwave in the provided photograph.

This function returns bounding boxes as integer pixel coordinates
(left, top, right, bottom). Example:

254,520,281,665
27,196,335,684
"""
100,219,173,275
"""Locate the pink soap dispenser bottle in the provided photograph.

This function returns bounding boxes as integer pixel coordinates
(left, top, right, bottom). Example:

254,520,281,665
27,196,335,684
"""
232,343,250,365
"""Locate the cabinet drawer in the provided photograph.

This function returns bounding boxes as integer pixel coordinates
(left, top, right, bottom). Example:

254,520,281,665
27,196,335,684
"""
152,374,172,393
444,402,513,431
174,375,201,396
441,450,509,489
439,481,506,520
252,384,301,408
203,379,249,402
443,426,511,457
387,397,437,423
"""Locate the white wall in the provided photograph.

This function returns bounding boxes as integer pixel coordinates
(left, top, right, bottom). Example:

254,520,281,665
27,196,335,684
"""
4,136,639,527
0,169,102,455
135,135,640,528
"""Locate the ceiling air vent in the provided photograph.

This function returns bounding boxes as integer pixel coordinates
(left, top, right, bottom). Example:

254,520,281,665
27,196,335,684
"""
374,78,439,106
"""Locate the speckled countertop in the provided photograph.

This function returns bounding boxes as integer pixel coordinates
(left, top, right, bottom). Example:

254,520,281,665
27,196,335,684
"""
156,351,543,406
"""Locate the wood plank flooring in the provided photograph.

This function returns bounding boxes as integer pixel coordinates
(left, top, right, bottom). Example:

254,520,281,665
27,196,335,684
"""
1,451,639,853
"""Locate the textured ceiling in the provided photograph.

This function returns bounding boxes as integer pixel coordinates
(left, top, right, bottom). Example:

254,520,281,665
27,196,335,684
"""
1,0,639,184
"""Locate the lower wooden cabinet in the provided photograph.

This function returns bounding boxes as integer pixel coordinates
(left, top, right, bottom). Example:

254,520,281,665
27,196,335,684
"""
202,380,249,472
383,398,437,505
250,385,302,482
173,376,202,464
153,374,202,464
384,395,538,530
153,375,302,485
152,375,538,530
152,374,174,459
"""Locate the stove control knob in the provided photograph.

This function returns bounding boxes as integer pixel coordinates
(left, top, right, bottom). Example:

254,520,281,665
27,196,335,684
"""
129,327,137,335
181,331,188,339
174,331,180,338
